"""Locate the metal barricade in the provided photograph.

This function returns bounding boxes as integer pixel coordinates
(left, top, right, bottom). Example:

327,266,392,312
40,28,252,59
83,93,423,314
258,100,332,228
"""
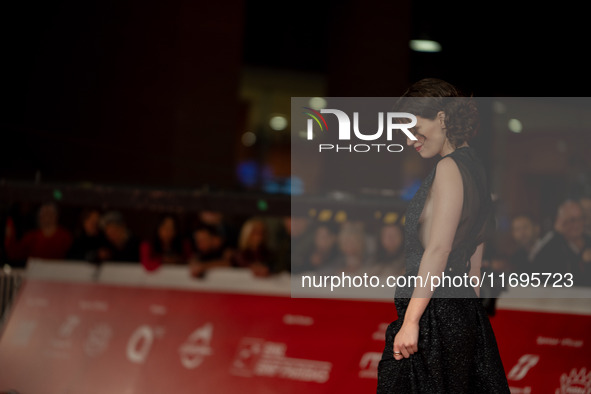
0,266,25,329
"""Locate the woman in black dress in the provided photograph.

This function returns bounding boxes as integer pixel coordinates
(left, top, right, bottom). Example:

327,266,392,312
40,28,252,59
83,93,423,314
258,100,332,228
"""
377,79,511,393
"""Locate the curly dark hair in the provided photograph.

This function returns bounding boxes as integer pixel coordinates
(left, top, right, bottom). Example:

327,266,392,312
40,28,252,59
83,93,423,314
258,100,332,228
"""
394,78,479,148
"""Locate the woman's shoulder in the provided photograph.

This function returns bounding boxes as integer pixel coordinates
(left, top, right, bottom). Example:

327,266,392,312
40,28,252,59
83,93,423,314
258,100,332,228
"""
431,156,464,198
434,155,462,182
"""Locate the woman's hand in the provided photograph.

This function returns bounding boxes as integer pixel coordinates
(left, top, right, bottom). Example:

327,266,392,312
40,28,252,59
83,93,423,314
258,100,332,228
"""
393,321,419,360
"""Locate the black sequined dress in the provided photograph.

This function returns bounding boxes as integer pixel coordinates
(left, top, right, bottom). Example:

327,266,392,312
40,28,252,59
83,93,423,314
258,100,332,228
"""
377,146,511,393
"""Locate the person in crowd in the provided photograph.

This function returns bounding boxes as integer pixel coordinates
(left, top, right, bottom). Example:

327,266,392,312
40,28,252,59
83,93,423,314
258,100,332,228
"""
196,209,239,249
508,213,541,274
188,223,234,278
99,211,140,262
273,216,291,274
3,202,39,266
141,214,192,272
276,215,315,274
319,221,369,275
579,196,591,237
4,202,37,239
67,208,106,263
370,222,406,277
339,222,366,271
531,199,591,286
273,216,291,273
4,202,72,261
231,217,273,277
298,221,341,274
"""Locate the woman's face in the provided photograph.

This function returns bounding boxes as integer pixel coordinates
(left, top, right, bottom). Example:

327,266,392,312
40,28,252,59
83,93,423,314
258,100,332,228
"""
83,211,100,236
195,230,214,252
339,233,364,257
406,113,447,158
248,222,266,248
315,226,336,252
105,223,127,246
158,217,176,243
381,225,403,254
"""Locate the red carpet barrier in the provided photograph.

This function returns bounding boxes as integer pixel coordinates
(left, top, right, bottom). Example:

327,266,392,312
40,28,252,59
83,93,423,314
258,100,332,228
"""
492,308,591,393
0,279,589,393
0,280,394,393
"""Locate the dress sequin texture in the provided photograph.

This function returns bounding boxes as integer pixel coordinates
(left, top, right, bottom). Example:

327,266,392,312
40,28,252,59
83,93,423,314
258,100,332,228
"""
377,146,511,393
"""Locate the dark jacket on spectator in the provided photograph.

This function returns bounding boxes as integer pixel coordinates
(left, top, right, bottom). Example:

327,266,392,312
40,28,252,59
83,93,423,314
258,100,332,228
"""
531,231,591,286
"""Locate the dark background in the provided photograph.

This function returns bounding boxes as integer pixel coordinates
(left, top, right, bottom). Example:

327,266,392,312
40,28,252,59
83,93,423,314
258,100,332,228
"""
2,0,588,190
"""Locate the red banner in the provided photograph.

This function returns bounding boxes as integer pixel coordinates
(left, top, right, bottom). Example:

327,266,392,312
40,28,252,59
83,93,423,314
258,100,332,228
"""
0,280,589,393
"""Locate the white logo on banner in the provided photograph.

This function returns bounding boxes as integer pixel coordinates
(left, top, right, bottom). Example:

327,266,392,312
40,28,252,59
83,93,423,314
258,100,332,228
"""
230,337,332,383
357,322,390,379
84,323,112,357
45,314,81,359
555,367,591,394
58,315,80,338
507,354,540,380
126,325,165,364
149,304,167,315
537,336,584,348
372,323,389,341
507,387,531,394
179,322,213,369
282,314,314,326
358,352,382,378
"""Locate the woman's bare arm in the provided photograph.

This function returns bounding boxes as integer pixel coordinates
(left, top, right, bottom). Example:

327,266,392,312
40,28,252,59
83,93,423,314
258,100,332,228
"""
404,157,464,324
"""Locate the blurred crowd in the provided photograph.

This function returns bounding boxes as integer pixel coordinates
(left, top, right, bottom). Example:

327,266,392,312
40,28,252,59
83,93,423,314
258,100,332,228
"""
504,197,591,287
1,202,406,280
3,204,279,279
2,196,591,287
